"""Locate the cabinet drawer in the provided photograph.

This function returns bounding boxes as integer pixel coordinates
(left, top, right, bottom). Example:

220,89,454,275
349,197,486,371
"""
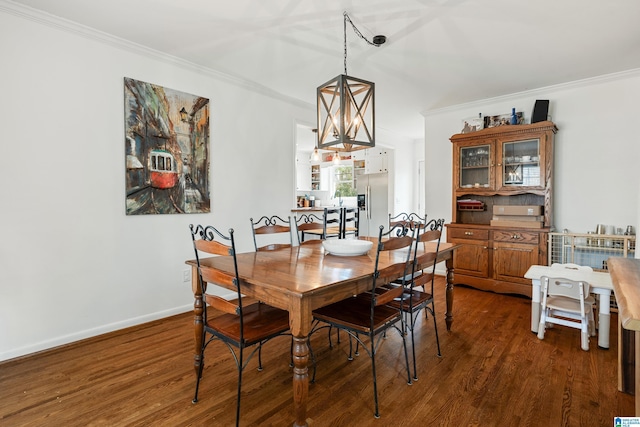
493,230,539,244
448,228,489,241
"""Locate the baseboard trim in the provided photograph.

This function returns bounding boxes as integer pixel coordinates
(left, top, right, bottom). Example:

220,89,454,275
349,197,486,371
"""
0,304,192,363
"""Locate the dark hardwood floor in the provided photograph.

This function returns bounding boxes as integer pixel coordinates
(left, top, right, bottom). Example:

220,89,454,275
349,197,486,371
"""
1,277,633,426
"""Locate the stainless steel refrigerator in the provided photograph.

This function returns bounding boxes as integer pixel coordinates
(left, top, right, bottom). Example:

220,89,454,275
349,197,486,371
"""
356,172,389,237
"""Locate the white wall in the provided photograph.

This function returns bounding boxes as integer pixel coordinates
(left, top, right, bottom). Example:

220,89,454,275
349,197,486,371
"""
382,129,421,216
423,71,640,236
0,8,313,361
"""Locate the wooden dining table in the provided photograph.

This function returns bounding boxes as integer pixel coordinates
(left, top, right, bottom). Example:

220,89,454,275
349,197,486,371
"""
186,238,458,427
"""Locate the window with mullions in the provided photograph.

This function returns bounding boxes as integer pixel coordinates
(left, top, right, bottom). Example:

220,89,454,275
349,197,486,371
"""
331,165,357,198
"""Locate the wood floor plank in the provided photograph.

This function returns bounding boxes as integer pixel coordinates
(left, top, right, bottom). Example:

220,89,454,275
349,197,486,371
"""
0,278,634,426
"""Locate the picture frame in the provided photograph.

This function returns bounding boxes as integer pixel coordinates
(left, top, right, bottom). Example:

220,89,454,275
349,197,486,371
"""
484,112,524,128
124,77,210,215
461,116,484,133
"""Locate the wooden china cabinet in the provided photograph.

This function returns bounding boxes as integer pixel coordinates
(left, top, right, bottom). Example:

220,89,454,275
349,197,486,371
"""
446,121,557,297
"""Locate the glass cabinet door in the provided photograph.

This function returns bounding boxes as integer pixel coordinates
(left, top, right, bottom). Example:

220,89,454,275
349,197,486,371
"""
459,144,491,189
501,139,540,187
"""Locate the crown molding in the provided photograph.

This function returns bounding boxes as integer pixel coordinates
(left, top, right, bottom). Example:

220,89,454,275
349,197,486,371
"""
0,0,313,110
422,68,640,118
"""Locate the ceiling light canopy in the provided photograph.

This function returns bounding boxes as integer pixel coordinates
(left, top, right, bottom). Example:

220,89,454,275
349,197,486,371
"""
317,12,385,153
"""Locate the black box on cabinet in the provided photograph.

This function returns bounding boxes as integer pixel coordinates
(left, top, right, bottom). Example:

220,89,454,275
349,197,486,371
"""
531,100,549,123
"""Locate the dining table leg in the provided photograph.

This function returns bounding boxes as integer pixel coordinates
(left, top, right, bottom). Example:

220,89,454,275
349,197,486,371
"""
290,300,311,427
191,265,204,375
445,257,455,331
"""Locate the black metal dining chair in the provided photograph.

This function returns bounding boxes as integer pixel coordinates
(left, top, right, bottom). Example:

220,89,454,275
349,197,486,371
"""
389,212,427,230
323,207,343,240
310,222,415,418
386,218,445,380
342,207,359,238
189,224,291,427
250,215,293,251
295,212,325,244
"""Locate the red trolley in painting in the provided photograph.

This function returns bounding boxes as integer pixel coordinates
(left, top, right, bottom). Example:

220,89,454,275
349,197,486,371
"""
149,149,178,189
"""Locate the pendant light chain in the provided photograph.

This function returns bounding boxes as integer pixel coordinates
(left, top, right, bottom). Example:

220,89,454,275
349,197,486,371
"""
343,13,348,75
343,11,381,76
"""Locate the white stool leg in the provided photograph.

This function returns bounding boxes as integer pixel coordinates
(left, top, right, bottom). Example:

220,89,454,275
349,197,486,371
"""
581,319,590,351
581,330,589,351
537,311,546,340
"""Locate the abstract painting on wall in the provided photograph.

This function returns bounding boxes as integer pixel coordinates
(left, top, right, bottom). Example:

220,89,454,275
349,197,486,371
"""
124,77,210,215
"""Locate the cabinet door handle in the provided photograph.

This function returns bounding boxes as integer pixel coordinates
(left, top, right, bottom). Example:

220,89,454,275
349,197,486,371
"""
511,234,522,239
464,231,474,236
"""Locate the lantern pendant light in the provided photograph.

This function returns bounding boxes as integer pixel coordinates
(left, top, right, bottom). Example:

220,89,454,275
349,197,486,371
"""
316,12,385,153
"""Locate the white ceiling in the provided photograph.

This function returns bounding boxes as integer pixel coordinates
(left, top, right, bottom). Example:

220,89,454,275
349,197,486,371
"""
9,0,640,141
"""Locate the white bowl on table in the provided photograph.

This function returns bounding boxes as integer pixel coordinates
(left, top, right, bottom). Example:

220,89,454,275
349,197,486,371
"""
322,239,373,256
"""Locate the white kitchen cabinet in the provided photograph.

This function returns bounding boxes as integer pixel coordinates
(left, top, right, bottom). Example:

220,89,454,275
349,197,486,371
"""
350,149,389,174
365,149,388,174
